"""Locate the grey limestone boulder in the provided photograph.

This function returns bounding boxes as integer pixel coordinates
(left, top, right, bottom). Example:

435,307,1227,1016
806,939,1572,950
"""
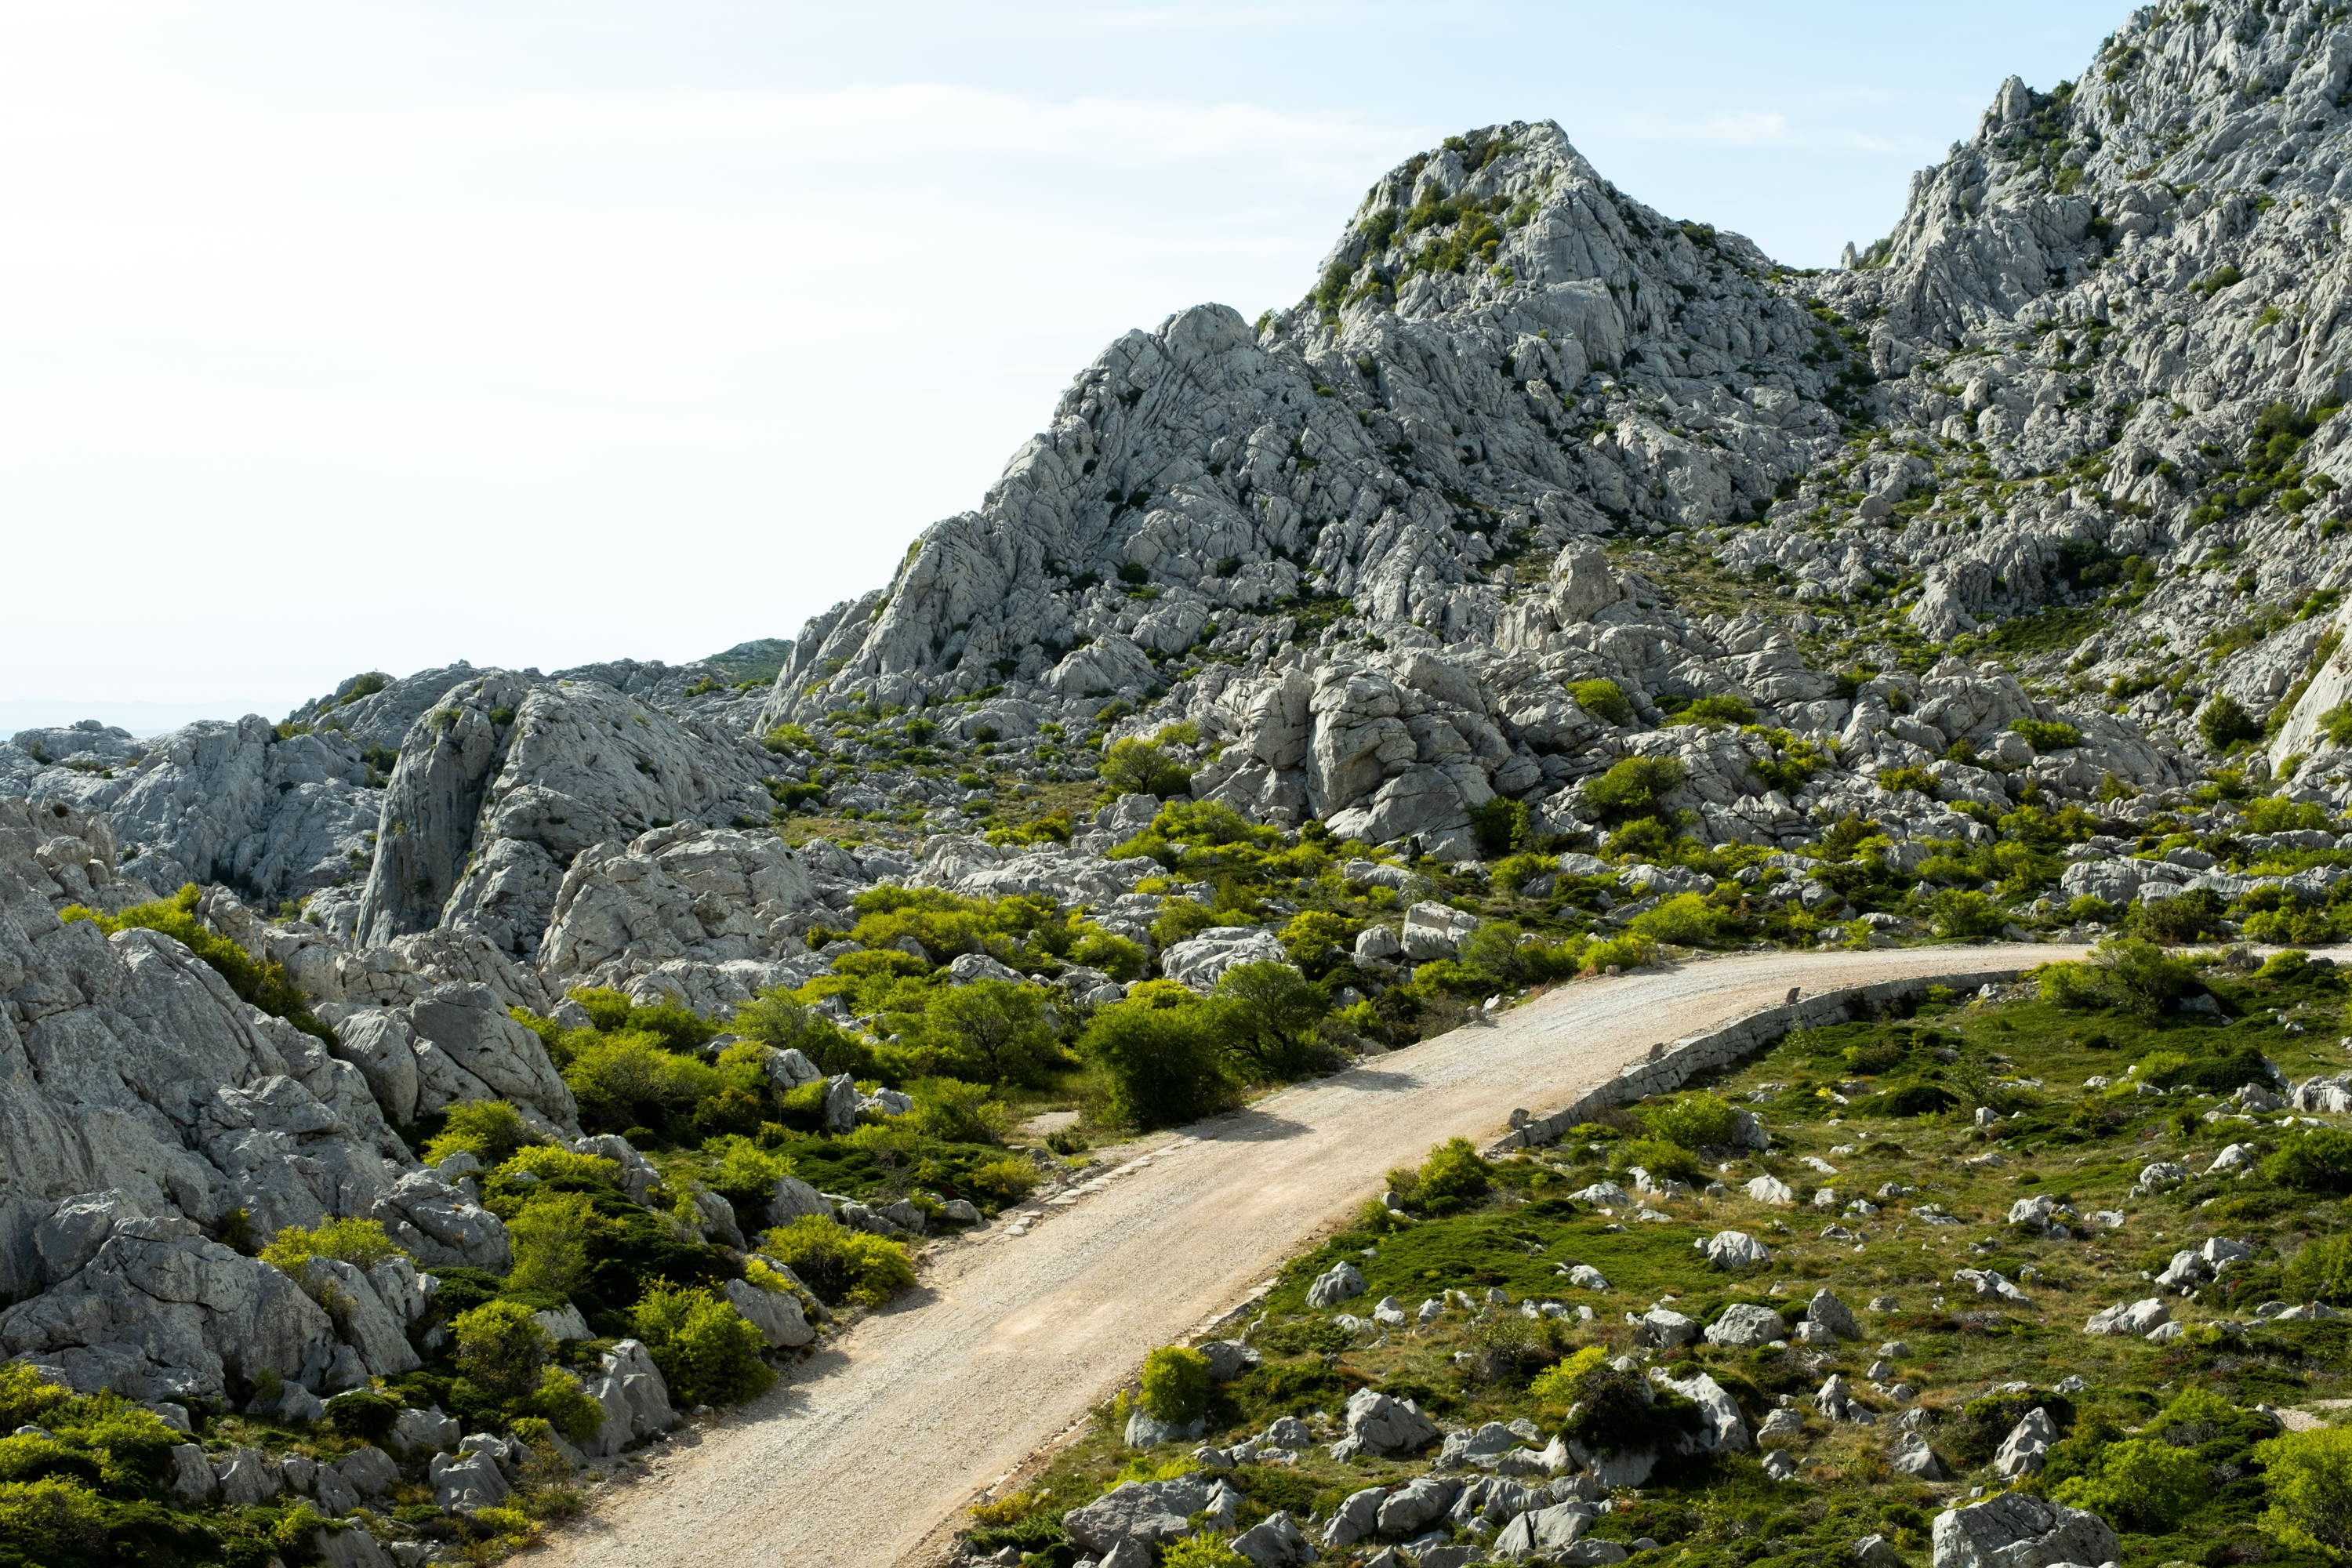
1700,1230,1772,1269
579,1338,674,1459
1343,1385,1441,1455
1062,1475,1212,1556
1229,1511,1313,1567
1705,1303,1788,1348
1159,927,1288,992
1305,1260,1366,1308
722,1276,815,1348
1995,1407,2060,1479
1930,1491,2118,1568
2084,1298,2170,1337
429,1446,510,1512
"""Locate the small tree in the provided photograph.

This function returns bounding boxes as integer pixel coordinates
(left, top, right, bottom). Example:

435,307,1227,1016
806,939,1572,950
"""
2199,695,2262,752
1929,888,2006,939
1137,1346,1210,1425
1417,1137,1493,1209
2258,1426,2352,1556
1210,961,1327,1080
2285,1233,2352,1305
1641,1091,1741,1150
1082,994,1234,1129
452,1300,552,1406
2052,1437,2204,1530
1099,739,1192,798
924,980,1062,1087
1583,757,1686,823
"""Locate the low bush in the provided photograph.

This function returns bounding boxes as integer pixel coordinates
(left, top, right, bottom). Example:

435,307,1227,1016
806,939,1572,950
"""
1621,1136,1701,1182
423,1098,543,1167
260,1217,408,1276
1567,678,1634,726
322,1389,401,1443
60,884,332,1042
1082,992,1235,1129
761,1217,916,1308
2285,1234,2352,1305
2010,719,2082,750
2265,1128,2352,1192
1584,757,1687,823
630,1282,775,1407
1639,1091,1742,1150
2052,1437,2204,1530
452,1299,552,1406
1529,1347,1699,1455
1138,1346,1211,1425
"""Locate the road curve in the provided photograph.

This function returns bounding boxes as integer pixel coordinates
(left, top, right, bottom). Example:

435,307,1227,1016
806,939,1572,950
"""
542,945,2077,1568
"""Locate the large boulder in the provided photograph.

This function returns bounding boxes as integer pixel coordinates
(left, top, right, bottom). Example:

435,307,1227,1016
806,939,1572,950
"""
579,1338,675,1459
1062,1475,1214,1556
1930,1492,2118,1568
1341,1386,1441,1456
1160,927,1288,992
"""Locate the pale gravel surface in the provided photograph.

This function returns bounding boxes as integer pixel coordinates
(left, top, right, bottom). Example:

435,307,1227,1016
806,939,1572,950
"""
542,944,2079,1568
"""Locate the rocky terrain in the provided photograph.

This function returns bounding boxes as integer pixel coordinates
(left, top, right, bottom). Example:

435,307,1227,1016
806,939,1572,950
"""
5,2,2352,1563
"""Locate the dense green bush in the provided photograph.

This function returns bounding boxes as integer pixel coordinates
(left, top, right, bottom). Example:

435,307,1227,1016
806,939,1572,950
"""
1529,1347,1698,1455
1138,1346,1211,1425
1210,961,1330,1079
260,1217,408,1276
2052,1437,2204,1530
2285,1234,2352,1305
2200,695,2262,751
506,1191,598,1297
2265,1128,2352,1192
1676,694,1757,725
1082,991,1235,1128
1567,678,1634,726
1099,739,1192,798
761,1217,916,1308
452,1300,551,1405
920,981,1064,1086
1620,1136,1700,1182
1583,757,1686,823
2257,1426,2352,1555
630,1283,775,1407
423,1099,541,1167
1928,888,2006,938
1639,1091,1741,1150
2130,887,2227,943
2039,938,2200,1019
2009,719,2082,750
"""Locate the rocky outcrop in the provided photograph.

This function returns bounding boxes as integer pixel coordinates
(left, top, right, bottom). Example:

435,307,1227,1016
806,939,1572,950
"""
354,675,777,956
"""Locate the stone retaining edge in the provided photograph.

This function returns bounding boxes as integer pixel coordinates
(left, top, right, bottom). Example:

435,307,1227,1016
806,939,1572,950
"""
1486,965,2033,1155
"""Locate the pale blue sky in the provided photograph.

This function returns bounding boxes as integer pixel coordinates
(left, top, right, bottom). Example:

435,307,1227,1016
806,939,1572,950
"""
0,1,2123,733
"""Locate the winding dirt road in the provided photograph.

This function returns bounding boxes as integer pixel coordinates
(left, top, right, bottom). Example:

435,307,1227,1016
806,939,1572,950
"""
543,945,2076,1568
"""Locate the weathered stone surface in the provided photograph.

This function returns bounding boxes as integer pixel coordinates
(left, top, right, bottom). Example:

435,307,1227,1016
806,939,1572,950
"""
1159,927,1288,992
1930,1491,2118,1568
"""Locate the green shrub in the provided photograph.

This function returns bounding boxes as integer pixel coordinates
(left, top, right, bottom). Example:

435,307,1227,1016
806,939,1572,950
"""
2200,695,2262,751
2129,887,2227,945
59,884,333,1042
1082,993,1235,1129
760,1217,916,1308
1099,739,1192,798
1073,925,1148,980
1210,961,1329,1080
1138,1346,1211,1425
906,1076,1007,1144
1878,765,1939,797
967,1156,1041,1203
1568,679,1634,726
452,1300,552,1405
525,1367,607,1442
322,1389,401,1444
1929,888,2006,939
2265,1128,2352,1192
423,1099,542,1167
506,1191,598,1297
1639,1091,1742,1150
2285,1233,2352,1305
1676,694,1757,725
0,1477,109,1559
564,1030,729,1135
2257,1425,2352,1556
1584,757,1686,822
1621,1137,1701,1182
1529,1347,1699,1455
630,1282,775,1407
0,1366,69,1432
2321,702,2352,749
2052,1436,2204,1530
260,1217,408,1276
2065,895,2118,924
921,980,1063,1087
1417,1137,1494,1208
2009,719,2082,750
1471,796,1532,857
1163,1539,1252,1568
1628,893,1728,947
500,1145,621,1189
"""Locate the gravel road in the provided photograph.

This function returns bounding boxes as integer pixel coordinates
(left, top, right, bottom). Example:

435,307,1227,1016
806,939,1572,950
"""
542,945,2074,1568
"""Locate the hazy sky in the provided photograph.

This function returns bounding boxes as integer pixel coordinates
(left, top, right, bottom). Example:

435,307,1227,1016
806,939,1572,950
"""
0,1,2125,733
